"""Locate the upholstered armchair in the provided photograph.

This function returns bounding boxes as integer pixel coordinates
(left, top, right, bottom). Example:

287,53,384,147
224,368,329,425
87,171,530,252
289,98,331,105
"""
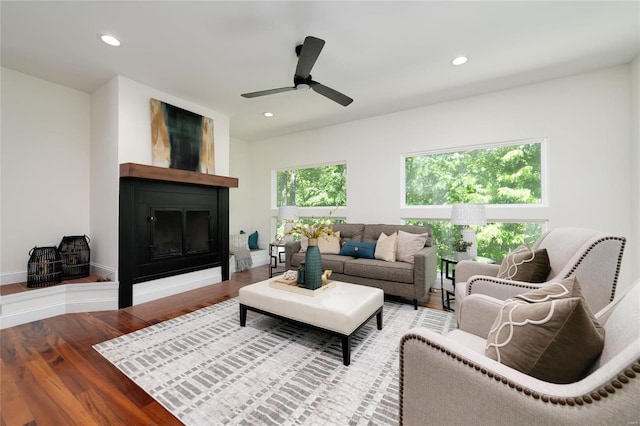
454,228,626,317
399,278,640,425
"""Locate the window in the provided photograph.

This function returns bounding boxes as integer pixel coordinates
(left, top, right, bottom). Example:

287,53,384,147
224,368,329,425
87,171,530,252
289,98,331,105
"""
406,219,543,264
404,140,544,206
277,163,347,207
404,139,546,262
275,163,347,237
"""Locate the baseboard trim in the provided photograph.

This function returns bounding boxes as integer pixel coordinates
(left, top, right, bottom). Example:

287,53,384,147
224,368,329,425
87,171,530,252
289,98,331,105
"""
1,263,117,286
0,271,27,285
0,281,119,329
132,267,223,306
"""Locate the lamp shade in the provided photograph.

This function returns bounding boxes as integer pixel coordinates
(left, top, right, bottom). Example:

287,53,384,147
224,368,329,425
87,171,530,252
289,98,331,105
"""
450,203,486,226
278,205,297,221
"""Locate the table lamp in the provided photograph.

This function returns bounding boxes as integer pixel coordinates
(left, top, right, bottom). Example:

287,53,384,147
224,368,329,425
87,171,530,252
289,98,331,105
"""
278,205,297,242
450,203,486,259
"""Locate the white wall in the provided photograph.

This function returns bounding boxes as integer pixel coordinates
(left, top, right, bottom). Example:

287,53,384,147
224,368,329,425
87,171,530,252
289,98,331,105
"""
631,57,640,289
116,76,230,176
89,76,119,279
229,137,254,236
245,64,637,292
1,68,91,282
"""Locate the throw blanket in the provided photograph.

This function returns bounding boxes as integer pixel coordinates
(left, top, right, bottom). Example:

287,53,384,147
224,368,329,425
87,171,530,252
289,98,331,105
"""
230,246,253,272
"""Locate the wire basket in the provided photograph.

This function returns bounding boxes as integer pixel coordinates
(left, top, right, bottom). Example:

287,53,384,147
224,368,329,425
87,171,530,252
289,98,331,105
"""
58,235,91,279
27,246,63,287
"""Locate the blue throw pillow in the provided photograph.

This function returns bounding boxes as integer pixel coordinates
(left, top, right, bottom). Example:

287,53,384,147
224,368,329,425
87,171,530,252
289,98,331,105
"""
339,241,376,259
248,231,259,249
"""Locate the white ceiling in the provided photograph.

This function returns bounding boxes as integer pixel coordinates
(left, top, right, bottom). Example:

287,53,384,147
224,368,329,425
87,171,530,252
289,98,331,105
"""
2,1,639,142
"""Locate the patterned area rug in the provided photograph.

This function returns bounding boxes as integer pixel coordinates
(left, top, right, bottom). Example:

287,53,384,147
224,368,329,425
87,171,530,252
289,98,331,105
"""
94,298,456,425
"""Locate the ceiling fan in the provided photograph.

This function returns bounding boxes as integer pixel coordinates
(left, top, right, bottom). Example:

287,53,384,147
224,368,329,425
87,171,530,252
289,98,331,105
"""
241,36,353,107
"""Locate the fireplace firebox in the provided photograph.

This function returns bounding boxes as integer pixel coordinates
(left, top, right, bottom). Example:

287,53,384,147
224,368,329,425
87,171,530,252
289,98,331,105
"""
119,163,237,308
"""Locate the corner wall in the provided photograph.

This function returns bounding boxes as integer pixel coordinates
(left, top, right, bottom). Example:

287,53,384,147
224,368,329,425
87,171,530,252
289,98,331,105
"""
229,137,254,235
1,68,91,283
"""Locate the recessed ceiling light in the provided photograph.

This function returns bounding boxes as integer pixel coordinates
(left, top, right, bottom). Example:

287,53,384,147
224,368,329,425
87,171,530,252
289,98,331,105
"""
451,56,468,66
100,34,121,47
263,112,274,118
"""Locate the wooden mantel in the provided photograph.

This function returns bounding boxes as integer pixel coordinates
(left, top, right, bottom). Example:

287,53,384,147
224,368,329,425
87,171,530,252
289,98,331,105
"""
120,163,238,188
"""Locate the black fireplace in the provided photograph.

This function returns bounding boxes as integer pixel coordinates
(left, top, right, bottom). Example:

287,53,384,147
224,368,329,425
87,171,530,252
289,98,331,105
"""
118,163,236,308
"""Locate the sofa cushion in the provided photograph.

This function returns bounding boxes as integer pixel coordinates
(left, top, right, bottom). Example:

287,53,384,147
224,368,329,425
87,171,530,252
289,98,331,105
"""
375,232,397,262
339,241,376,259
331,224,365,242
362,224,432,247
395,230,429,264
343,258,414,283
485,279,605,384
229,233,249,250
247,231,259,250
496,244,551,282
318,231,341,254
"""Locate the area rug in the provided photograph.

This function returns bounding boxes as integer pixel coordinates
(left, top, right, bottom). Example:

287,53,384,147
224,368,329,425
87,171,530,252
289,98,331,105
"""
94,298,456,425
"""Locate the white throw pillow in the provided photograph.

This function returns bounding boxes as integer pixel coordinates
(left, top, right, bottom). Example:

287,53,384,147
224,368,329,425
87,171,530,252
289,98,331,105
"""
318,231,341,254
395,230,428,264
375,232,397,262
229,233,249,250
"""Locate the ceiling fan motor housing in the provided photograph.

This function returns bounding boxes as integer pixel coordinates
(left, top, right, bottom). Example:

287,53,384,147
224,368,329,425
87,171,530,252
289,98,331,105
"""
294,75,312,90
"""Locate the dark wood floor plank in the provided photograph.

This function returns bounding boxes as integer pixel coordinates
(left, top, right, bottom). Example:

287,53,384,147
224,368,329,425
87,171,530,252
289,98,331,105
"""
0,358,34,426
2,328,77,426
0,265,445,424
47,331,158,424
24,357,98,425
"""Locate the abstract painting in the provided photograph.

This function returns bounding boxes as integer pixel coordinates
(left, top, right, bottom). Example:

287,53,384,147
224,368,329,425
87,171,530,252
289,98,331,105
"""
150,98,215,173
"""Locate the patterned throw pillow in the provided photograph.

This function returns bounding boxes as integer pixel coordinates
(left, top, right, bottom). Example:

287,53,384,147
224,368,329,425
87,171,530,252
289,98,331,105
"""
374,232,397,262
229,233,249,250
485,277,605,384
496,244,551,282
395,230,429,264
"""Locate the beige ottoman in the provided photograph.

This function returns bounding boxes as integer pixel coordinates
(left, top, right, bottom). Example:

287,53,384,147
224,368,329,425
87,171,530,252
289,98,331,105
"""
238,279,384,366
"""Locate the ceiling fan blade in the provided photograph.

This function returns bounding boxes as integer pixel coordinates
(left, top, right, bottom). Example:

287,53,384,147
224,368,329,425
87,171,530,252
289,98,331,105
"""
295,36,325,79
310,81,353,106
241,87,296,98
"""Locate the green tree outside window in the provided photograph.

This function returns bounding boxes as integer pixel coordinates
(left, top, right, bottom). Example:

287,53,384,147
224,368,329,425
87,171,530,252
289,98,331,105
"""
277,164,347,207
405,142,542,205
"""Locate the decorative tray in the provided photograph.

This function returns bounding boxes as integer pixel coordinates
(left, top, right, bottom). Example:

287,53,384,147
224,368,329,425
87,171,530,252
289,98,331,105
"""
270,279,335,296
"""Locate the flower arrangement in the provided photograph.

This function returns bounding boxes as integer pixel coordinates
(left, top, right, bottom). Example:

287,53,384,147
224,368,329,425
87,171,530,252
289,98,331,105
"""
285,209,336,240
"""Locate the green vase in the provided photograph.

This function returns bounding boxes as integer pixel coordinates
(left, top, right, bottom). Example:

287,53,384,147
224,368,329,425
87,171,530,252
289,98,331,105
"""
304,239,323,290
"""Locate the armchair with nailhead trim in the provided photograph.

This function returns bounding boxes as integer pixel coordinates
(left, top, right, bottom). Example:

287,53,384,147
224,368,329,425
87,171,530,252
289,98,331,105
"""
398,278,640,426
454,228,626,320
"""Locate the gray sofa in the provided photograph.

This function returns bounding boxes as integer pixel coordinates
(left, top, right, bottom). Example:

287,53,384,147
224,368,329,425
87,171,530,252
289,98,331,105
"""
285,224,437,309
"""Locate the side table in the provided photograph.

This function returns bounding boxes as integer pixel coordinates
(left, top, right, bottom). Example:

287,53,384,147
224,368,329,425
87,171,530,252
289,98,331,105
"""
440,256,496,311
269,242,286,278
440,257,457,311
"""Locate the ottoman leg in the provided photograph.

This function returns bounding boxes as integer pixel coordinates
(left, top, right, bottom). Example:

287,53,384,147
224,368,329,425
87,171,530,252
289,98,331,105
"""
376,309,383,330
239,304,247,326
341,335,351,366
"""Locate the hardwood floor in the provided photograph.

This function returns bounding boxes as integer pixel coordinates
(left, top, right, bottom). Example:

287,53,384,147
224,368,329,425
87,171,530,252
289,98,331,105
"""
0,265,445,425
